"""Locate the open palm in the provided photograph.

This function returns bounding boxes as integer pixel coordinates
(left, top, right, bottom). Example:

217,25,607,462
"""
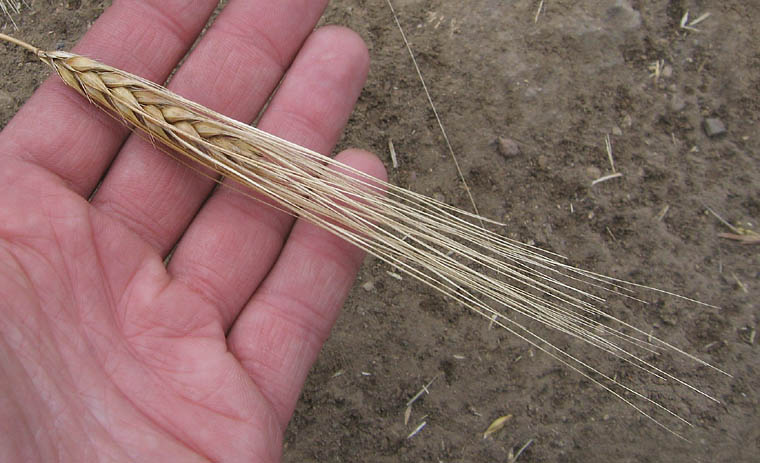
0,1,384,461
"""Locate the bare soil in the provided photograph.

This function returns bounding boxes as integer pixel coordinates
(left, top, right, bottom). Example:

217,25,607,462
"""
2,1,758,461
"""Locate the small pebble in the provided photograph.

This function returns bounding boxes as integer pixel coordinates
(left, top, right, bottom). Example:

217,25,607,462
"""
361,281,375,292
497,136,521,158
611,126,623,136
662,65,673,78
703,118,727,138
586,166,602,179
670,94,686,112
0,90,13,108
525,87,540,98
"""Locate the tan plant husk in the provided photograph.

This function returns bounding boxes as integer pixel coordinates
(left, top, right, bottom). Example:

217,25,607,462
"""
0,34,729,437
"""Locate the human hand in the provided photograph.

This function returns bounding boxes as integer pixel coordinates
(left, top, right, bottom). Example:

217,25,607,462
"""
0,1,385,461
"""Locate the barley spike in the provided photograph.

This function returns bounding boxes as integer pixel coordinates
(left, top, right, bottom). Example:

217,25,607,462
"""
0,34,729,438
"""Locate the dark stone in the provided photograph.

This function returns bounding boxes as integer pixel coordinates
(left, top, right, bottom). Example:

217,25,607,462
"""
497,136,521,158
703,118,727,138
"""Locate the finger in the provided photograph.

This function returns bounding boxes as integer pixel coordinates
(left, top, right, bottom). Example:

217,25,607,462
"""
89,0,329,254
0,0,219,196
167,26,370,329
227,149,387,429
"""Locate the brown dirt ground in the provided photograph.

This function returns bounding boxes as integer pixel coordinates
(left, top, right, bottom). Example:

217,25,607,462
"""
1,1,758,462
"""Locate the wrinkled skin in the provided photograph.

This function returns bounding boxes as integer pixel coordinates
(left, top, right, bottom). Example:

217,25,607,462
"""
0,1,385,461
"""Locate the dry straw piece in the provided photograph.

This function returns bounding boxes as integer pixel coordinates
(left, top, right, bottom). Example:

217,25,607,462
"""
0,34,728,437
